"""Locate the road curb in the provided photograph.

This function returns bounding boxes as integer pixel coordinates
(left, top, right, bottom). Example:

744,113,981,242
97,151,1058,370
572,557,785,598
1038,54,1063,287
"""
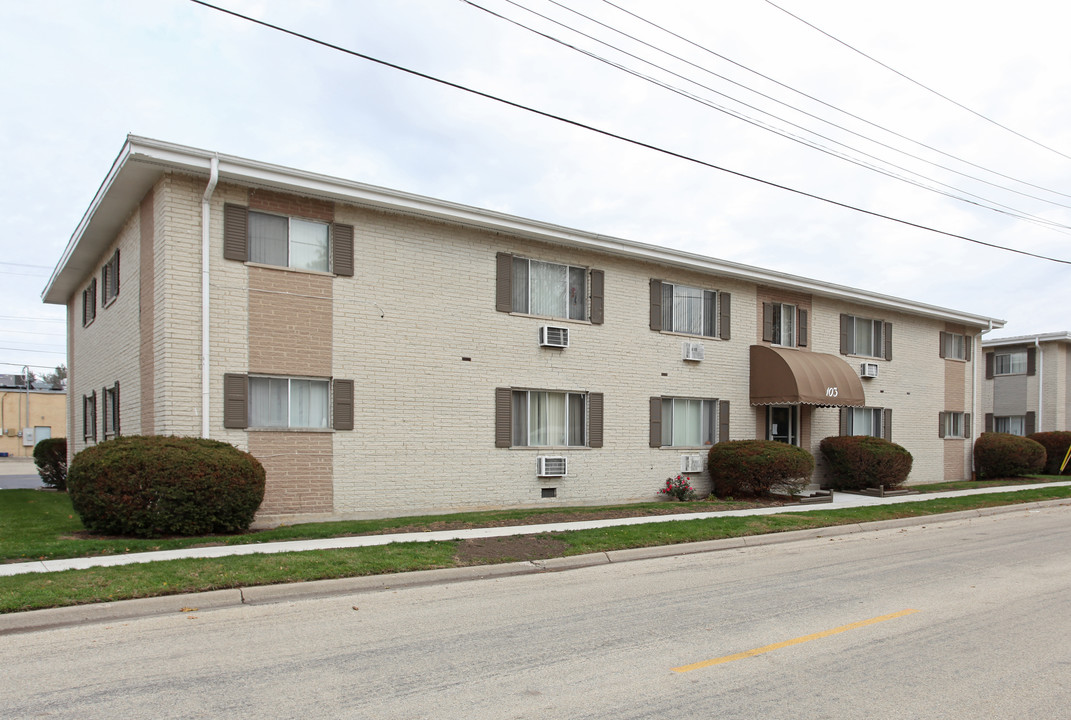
3,497,1070,635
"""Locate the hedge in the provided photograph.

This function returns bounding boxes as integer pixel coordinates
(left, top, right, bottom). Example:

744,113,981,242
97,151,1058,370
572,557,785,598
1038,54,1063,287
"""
1027,431,1071,475
818,435,913,491
708,440,814,498
974,432,1046,479
67,435,265,537
33,437,68,491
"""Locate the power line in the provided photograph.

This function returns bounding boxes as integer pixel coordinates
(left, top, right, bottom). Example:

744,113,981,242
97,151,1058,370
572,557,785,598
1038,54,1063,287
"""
186,0,1071,266
0,362,64,371
0,347,67,355
596,0,1071,203
0,316,66,324
762,0,1071,163
475,0,1071,233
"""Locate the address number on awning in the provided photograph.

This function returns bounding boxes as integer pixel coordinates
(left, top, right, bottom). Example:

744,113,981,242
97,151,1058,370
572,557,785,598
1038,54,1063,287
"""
826,387,839,397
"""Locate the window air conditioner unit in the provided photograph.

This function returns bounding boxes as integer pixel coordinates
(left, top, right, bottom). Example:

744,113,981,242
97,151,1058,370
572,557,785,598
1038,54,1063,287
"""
536,456,568,477
682,341,705,362
539,325,570,348
860,362,879,378
681,454,705,473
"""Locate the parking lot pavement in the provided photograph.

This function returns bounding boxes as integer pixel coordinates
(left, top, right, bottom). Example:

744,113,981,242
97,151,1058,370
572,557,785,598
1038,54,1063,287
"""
0,475,45,489
0,459,44,489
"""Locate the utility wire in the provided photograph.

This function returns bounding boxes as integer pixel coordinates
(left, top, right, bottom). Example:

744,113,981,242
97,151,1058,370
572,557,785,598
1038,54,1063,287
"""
763,0,1071,163
186,0,1071,265
601,0,1071,202
475,0,1071,232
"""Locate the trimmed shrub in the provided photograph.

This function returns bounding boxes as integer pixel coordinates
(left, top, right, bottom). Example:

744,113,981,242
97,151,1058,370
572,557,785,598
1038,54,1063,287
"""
708,440,814,498
1027,431,1071,475
974,432,1046,479
33,437,68,491
819,435,913,491
67,435,265,537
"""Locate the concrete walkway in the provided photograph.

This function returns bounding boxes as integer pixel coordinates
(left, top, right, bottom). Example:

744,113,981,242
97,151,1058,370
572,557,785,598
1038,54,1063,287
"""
4,481,1070,578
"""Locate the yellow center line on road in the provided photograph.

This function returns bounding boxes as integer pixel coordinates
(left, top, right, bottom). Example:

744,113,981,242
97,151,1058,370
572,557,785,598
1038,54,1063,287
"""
672,609,920,673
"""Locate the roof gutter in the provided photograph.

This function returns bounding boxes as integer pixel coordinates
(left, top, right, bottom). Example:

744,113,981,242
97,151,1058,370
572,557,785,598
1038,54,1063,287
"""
201,155,219,438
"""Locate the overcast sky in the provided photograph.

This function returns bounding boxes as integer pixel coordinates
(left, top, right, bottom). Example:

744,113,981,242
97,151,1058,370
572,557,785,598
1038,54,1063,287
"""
2,0,1069,375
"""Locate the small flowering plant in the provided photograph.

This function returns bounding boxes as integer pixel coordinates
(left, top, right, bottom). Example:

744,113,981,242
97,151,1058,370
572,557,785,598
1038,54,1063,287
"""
658,475,697,501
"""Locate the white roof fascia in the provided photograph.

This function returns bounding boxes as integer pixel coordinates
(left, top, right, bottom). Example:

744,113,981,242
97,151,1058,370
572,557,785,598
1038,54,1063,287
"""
982,331,1071,348
45,136,1005,329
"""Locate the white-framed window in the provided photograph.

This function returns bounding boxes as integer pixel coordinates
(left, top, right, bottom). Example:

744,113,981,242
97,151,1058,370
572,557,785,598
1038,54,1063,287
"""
994,351,1027,376
994,415,1026,436
82,278,97,327
941,411,967,438
771,303,796,346
850,317,882,357
511,390,587,447
661,283,717,337
101,250,120,306
511,257,587,321
82,391,97,443
941,332,968,360
847,407,883,437
249,376,330,429
248,211,330,273
661,398,717,447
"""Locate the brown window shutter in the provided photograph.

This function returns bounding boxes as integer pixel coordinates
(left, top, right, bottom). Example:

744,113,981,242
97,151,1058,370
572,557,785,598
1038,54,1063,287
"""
985,413,994,432
1026,411,1036,435
113,251,120,297
762,302,773,342
101,386,109,439
495,253,513,313
649,280,662,331
589,269,604,325
938,412,946,438
1027,347,1037,376
649,396,662,447
840,315,851,355
939,332,948,358
839,407,848,435
114,381,120,436
883,408,892,441
588,392,604,447
223,204,249,262
718,400,730,442
91,390,97,441
884,322,893,360
964,337,972,362
495,387,512,447
718,292,731,340
797,309,808,347
223,373,248,429
985,352,994,379
964,413,971,436
331,224,355,277
333,379,354,430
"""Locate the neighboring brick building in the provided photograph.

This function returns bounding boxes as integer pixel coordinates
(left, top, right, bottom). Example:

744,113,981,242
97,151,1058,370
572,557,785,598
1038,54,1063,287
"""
0,381,66,458
980,332,1071,436
43,136,1005,523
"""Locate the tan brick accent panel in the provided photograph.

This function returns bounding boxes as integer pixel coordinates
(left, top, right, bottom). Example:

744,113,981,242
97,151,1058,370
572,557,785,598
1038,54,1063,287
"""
139,189,155,434
944,439,965,480
248,432,333,515
248,266,332,377
249,188,334,223
944,358,966,411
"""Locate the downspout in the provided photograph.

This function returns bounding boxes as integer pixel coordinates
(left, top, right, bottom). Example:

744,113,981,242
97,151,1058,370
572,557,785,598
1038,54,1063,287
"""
201,155,219,438
1035,336,1043,432
973,321,994,479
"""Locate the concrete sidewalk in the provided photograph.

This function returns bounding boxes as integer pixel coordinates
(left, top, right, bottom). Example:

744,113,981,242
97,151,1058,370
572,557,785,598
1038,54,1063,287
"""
4,481,1070,578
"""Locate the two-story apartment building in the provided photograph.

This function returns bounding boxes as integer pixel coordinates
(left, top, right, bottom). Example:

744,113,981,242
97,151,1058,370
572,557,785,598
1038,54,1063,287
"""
980,332,1071,435
43,136,1004,523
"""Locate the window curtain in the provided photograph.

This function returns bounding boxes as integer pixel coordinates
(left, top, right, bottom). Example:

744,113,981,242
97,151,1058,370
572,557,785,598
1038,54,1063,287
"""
672,285,703,335
568,393,585,446
530,261,567,317
512,390,528,446
511,258,529,314
568,266,586,320
290,379,329,428
248,213,288,267
530,391,567,446
289,219,329,272
250,377,288,427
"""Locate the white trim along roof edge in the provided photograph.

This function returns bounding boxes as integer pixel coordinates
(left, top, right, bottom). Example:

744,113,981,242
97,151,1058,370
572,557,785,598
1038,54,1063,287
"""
983,331,1071,347
43,135,1006,330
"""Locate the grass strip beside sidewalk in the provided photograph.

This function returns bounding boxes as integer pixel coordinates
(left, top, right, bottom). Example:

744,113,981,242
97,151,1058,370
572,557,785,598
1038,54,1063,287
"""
2,484,1070,613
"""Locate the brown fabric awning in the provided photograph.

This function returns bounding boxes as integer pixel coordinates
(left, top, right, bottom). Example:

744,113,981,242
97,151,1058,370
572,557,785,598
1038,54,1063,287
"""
750,345,865,407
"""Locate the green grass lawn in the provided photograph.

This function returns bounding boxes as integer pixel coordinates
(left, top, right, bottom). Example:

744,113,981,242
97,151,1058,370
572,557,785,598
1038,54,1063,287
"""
2,477,1069,614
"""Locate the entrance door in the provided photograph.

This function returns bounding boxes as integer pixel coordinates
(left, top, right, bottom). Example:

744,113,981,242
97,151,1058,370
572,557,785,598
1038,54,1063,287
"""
767,406,798,446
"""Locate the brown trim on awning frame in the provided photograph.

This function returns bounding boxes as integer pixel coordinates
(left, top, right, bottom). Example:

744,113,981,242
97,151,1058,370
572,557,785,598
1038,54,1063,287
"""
749,344,865,407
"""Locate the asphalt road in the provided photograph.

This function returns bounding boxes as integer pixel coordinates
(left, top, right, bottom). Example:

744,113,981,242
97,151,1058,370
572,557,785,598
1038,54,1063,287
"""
2,506,1070,719
0,473,44,489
